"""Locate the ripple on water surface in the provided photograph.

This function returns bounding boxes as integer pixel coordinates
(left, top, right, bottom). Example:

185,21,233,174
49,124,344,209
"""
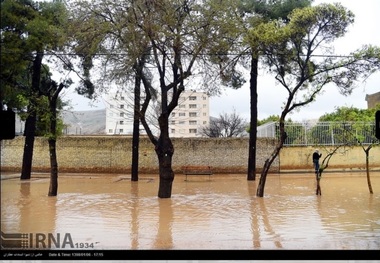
1,173,379,249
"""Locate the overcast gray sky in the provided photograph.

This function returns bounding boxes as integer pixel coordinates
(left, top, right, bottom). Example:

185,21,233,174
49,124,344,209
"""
64,0,380,122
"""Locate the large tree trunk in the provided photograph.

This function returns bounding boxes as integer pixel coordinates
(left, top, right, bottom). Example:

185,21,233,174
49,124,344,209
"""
155,113,174,198
131,68,142,182
48,138,58,196
48,95,58,196
156,136,174,198
256,154,276,197
256,121,286,197
247,53,258,181
20,52,43,180
20,110,37,180
47,83,64,196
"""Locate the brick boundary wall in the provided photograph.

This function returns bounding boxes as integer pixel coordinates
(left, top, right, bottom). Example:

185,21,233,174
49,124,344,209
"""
0,136,278,174
1,136,379,174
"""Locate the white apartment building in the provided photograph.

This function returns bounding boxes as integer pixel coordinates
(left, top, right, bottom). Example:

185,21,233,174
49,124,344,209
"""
105,90,210,137
105,92,142,135
169,90,210,137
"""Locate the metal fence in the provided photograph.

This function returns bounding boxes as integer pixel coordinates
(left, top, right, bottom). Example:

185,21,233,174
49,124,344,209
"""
257,121,377,146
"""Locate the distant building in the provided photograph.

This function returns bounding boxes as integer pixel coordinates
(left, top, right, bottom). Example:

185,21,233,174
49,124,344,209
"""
105,90,210,137
169,90,210,137
105,92,137,135
365,91,380,109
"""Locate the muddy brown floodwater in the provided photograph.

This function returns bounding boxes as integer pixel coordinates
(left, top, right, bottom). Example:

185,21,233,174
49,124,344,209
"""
1,172,379,250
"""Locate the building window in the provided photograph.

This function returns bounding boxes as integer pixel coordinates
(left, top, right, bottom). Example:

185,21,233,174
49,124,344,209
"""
120,112,124,117
189,104,197,109
203,112,207,116
171,120,176,125
203,121,207,125
120,104,124,109
121,96,125,100
203,96,207,100
179,104,186,108
179,112,186,117
110,105,114,108
171,129,175,134
120,121,124,125
189,129,197,134
172,112,176,117
189,120,197,125
109,129,113,133
179,121,185,125
119,129,124,133
189,96,197,100
189,112,197,117
203,104,207,108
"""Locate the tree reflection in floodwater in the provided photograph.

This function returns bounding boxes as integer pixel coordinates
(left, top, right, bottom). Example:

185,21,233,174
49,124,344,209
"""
1,172,379,250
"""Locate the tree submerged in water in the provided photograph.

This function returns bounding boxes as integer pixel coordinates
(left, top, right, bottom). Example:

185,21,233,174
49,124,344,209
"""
315,146,346,196
246,3,380,197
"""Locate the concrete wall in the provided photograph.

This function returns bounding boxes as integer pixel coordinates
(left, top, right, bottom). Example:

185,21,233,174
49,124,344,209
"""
2,136,378,174
280,146,380,171
0,136,278,174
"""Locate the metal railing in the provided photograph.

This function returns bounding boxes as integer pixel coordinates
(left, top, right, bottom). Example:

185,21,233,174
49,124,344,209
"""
257,121,377,146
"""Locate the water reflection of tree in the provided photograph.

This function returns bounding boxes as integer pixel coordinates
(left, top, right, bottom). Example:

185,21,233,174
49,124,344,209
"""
19,181,57,248
316,145,349,195
20,181,31,197
18,182,32,233
154,199,173,249
316,179,380,249
248,183,282,248
130,182,139,249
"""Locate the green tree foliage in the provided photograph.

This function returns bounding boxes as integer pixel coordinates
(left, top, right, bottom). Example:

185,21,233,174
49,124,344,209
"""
69,0,161,181
318,105,379,194
135,0,243,198
70,0,244,198
1,0,37,109
306,106,380,146
319,105,380,122
246,3,380,197
257,114,280,126
257,114,295,126
1,0,70,182
1,0,69,123
239,0,312,22
236,0,312,181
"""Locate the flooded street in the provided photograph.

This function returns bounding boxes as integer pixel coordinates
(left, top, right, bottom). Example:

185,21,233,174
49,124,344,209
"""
1,172,380,250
